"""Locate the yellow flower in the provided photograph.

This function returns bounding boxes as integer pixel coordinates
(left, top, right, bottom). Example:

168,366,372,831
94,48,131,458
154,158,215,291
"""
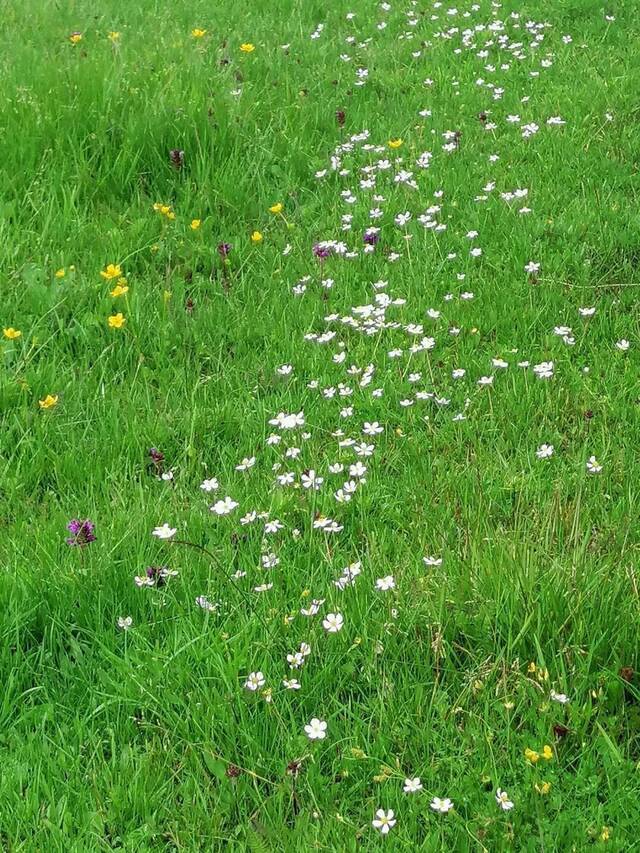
251,230,263,243
69,33,82,45
190,219,201,230
107,313,126,329
163,290,172,303
3,327,22,340
240,43,255,53
107,31,120,43
535,782,551,795
166,210,176,221
39,394,59,410
527,662,537,673
524,748,540,764
55,268,66,279
192,28,207,38
541,744,553,761
100,263,122,280
269,203,283,214
110,283,129,297
600,827,611,842
388,138,403,149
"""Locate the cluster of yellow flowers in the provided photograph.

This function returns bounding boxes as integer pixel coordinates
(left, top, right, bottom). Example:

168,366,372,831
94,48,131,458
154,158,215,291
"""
101,265,127,329
153,202,176,221
525,744,553,763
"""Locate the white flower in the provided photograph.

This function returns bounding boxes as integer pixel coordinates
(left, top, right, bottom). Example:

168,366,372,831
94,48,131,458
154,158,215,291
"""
235,456,256,471
322,613,344,633
533,361,554,379
287,652,305,669
301,470,324,490
304,718,327,740
349,462,367,478
277,472,295,486
477,375,494,386
117,616,133,630
430,797,454,813
536,444,554,459
423,556,442,567
363,421,384,435
152,523,176,540
403,777,423,793
550,690,570,704
525,261,540,274
616,339,630,352
300,598,325,617
210,496,239,515
196,595,218,612
372,809,396,834
496,789,514,811
244,671,265,691
200,478,219,492
586,455,602,474
283,678,301,690
270,411,305,430
376,575,395,591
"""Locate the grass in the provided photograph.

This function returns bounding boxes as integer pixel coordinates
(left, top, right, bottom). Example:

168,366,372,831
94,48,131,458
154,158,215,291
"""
1,0,639,849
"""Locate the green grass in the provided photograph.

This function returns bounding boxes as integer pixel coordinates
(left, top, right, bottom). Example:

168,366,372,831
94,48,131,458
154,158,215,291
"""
1,0,639,849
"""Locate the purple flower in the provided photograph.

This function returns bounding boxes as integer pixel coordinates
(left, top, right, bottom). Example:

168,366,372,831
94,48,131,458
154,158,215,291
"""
169,149,185,170
141,565,177,588
217,242,232,259
363,231,379,246
149,447,164,464
312,242,333,260
66,519,96,547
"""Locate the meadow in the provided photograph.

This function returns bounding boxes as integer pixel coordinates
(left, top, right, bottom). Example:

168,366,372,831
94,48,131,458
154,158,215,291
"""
1,0,639,849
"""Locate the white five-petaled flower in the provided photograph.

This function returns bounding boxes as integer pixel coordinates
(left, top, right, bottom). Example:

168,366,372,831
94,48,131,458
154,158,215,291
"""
200,477,219,492
536,444,554,459
372,809,396,834
322,612,344,633
616,339,630,352
430,797,454,813
496,789,514,811
304,718,327,740
152,523,176,540
376,575,395,591
117,616,133,630
210,496,239,515
235,456,256,471
403,777,423,793
244,671,265,692
586,455,602,474
301,469,324,490
550,690,570,704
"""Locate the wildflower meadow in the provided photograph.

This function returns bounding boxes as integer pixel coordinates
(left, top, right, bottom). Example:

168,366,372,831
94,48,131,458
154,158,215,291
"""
1,0,639,849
